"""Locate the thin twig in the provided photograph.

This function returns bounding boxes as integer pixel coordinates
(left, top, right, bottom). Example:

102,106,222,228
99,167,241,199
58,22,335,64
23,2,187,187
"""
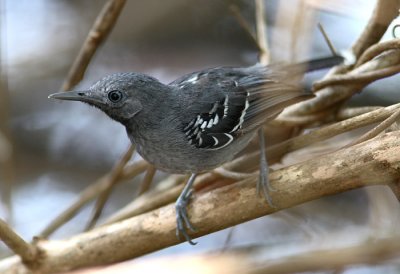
342,108,400,148
318,22,338,56
85,145,135,231
136,165,157,196
62,0,127,91
39,160,147,238
335,106,382,121
355,38,400,67
213,168,258,180
0,219,37,263
312,63,400,91
255,0,270,64
280,49,400,118
0,1,14,222
289,0,306,62
229,5,262,52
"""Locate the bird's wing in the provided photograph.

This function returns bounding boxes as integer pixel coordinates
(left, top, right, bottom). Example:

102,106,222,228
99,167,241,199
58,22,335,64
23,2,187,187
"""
170,66,312,150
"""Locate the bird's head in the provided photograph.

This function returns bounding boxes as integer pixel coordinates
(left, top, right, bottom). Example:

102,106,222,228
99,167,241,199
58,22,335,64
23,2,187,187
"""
49,73,163,123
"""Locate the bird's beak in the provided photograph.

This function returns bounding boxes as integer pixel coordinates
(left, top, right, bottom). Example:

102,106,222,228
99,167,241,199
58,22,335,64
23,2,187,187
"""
48,91,104,105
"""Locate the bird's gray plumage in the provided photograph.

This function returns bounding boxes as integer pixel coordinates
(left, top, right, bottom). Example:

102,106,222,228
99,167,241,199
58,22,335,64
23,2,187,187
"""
53,65,310,174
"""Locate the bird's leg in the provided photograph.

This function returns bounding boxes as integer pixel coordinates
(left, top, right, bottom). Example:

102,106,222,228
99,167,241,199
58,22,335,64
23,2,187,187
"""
257,128,277,208
176,173,198,245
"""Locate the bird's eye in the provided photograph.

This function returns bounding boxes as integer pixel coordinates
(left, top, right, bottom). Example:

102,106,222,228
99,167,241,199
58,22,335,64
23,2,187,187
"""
108,90,123,103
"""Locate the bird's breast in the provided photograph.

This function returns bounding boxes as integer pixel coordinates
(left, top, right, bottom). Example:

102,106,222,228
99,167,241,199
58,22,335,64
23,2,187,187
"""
127,126,256,174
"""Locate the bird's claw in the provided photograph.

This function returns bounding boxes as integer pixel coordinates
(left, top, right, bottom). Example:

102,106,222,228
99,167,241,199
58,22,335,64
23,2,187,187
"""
175,190,197,245
257,168,277,209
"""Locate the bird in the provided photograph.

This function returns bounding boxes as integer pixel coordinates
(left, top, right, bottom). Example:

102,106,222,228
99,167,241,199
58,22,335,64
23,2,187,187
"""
49,55,343,244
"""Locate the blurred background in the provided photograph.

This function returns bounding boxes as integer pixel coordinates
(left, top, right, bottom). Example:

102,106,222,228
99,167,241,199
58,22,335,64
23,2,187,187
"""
1,0,400,273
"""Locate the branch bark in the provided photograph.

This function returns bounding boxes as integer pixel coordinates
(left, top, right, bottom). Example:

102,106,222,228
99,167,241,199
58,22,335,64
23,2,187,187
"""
64,236,400,274
2,131,400,273
352,0,400,59
277,0,400,121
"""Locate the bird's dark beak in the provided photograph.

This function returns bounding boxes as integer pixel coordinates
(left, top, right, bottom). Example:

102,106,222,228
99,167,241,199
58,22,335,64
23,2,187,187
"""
48,91,104,105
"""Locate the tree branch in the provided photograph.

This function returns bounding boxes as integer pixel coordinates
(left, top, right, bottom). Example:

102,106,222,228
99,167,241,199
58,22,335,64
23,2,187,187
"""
0,219,37,264
62,0,127,91
2,131,400,273
352,0,400,59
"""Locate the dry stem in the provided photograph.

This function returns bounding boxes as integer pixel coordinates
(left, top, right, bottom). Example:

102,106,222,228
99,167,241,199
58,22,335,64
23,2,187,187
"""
85,145,135,230
352,0,400,59
62,236,400,274
39,160,147,238
136,165,156,196
2,131,400,273
0,219,37,264
280,49,400,119
278,0,400,121
255,0,270,64
62,0,127,91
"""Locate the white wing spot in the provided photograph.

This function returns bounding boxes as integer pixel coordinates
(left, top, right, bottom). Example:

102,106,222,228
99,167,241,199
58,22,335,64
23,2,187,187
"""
212,136,219,146
186,74,198,84
223,95,229,118
209,102,218,114
220,133,234,148
201,121,207,129
213,114,219,125
207,119,213,128
230,92,250,132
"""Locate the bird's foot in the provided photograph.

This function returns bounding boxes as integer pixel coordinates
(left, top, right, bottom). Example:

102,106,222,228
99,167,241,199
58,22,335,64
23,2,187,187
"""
175,189,197,245
257,168,277,209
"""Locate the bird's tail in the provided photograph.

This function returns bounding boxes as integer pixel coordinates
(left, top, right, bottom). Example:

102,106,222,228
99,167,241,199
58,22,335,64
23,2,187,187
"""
293,55,344,73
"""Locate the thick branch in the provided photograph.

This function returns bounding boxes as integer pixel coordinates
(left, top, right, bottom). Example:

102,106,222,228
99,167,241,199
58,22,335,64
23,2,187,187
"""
64,236,400,274
2,131,400,273
352,0,400,59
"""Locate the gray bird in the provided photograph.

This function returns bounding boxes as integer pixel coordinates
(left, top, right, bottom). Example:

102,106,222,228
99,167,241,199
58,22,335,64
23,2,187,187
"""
49,56,342,244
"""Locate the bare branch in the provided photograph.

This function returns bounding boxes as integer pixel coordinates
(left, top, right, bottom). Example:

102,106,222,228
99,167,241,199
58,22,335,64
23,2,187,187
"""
2,131,400,273
352,0,400,59
85,145,135,230
343,109,400,148
62,0,127,91
39,160,147,238
255,0,270,64
136,165,156,196
312,62,400,91
355,38,400,67
0,219,37,264
229,5,262,52
58,236,400,274
280,49,400,118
